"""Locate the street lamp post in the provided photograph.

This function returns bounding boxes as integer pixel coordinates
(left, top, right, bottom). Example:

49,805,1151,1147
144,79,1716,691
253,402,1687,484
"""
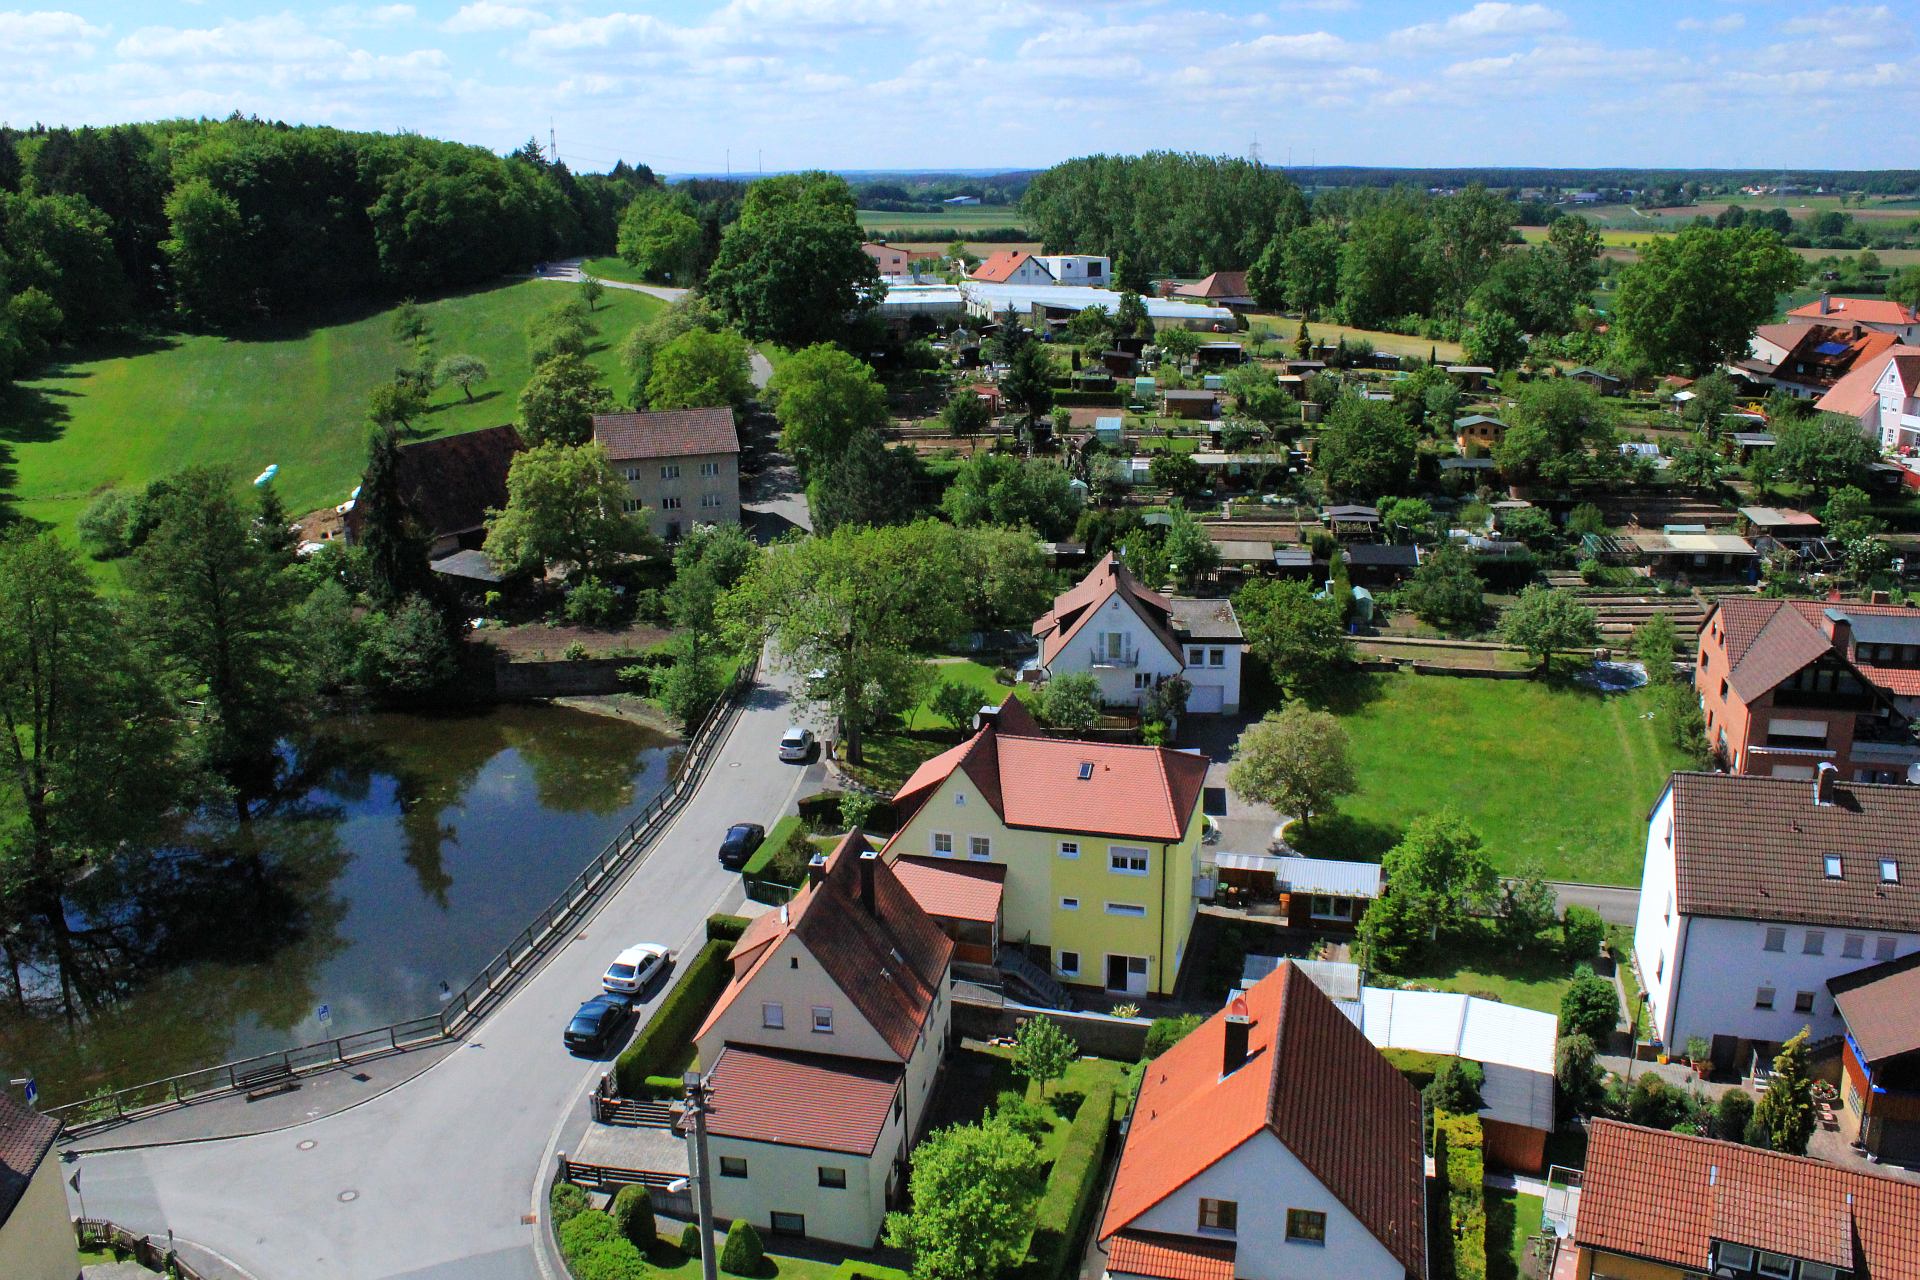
684,1070,719,1280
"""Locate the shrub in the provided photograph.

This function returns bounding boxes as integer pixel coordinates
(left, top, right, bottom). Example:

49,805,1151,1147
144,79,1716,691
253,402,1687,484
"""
550,1181,590,1226
1434,1111,1488,1280
720,1219,765,1275
680,1222,704,1257
1555,1033,1605,1117
609,1185,654,1248
1143,1014,1204,1060
1559,966,1620,1043
767,822,819,885
1020,1079,1115,1280
565,576,625,626
1560,905,1605,963
1712,1088,1756,1142
573,1240,648,1280
613,936,733,1094
1622,1073,1695,1131
993,1090,1053,1137
707,913,750,942
559,1209,617,1255
77,489,135,559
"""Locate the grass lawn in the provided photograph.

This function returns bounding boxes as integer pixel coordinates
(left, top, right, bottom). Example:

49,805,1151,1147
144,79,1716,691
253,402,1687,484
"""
1290,670,1689,884
904,659,1027,731
858,207,1029,235
1243,311,1464,362
1,278,661,539
643,1236,908,1280
1389,933,1582,1016
1486,1188,1546,1280
577,254,666,287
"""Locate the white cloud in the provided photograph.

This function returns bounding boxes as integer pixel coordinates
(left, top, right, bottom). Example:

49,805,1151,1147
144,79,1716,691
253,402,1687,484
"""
1676,13,1744,33
324,4,416,28
1780,5,1900,50
442,1,547,32
0,9,107,57
1390,2,1567,49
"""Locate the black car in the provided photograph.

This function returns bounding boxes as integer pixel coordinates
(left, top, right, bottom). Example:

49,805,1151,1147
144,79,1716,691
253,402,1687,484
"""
564,993,633,1054
718,822,765,870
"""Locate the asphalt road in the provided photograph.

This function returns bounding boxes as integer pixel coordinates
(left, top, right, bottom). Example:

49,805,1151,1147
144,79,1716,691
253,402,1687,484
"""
66,668,819,1280
1550,880,1640,925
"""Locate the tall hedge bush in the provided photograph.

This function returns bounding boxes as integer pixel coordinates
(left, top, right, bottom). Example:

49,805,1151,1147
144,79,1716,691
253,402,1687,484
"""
1434,1110,1487,1280
614,935,734,1095
1020,1081,1115,1280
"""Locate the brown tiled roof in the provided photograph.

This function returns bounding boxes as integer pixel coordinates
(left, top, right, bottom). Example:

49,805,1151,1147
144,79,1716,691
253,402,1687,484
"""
969,250,1048,283
592,406,739,461
1576,1120,1920,1276
891,857,1005,924
1709,596,1920,700
700,1046,901,1155
1816,343,1920,418
697,832,953,1059
1106,1231,1236,1280
1034,552,1182,667
1726,604,1832,703
1665,771,1920,932
1788,297,1919,327
346,424,524,543
1709,597,1776,667
1782,598,1920,698
1174,271,1249,300
0,1092,60,1228
1829,949,1920,1065
1099,962,1426,1277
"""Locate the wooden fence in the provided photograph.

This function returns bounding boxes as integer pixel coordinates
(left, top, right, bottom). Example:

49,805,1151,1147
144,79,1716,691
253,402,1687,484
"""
76,1218,208,1279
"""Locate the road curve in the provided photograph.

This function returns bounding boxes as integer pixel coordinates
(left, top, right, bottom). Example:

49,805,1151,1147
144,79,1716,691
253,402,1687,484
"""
67,668,817,1280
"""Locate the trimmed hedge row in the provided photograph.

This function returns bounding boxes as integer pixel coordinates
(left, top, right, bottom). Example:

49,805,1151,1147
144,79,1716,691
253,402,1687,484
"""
613,932,735,1096
1020,1081,1116,1280
1433,1110,1488,1280
551,1183,648,1280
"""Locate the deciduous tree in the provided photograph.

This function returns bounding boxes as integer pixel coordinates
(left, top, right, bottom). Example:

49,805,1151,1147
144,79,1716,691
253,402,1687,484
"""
1614,225,1805,373
1226,702,1356,834
769,342,889,474
1313,395,1415,498
436,353,489,402
885,1120,1043,1280
705,171,880,346
1235,579,1349,698
1402,545,1484,633
940,452,1080,538
1011,1016,1077,1099
519,353,614,447
1499,585,1600,674
645,327,753,411
483,442,654,579
1381,808,1499,929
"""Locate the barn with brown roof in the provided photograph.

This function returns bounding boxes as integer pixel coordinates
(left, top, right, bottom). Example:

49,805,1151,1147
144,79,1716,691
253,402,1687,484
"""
344,424,524,557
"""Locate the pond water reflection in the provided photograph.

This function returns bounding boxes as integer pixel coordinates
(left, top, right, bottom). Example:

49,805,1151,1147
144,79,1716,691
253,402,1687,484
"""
0,703,679,1106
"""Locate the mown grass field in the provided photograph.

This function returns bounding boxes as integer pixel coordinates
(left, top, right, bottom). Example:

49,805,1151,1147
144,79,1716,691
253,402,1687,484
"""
1,278,661,538
1243,311,1464,362
858,206,1030,235
1291,670,1688,884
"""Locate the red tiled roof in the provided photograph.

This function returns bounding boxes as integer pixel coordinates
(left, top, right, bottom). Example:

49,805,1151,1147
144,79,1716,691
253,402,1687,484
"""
700,1046,902,1155
1098,962,1426,1277
891,857,1005,924
1174,271,1250,300
1576,1120,1920,1276
697,832,953,1058
1034,553,1182,667
1782,598,1920,698
1664,771,1920,932
1709,596,1920,700
0,1092,59,1229
592,406,739,461
1106,1231,1237,1280
970,250,1048,283
1816,343,1920,418
1725,604,1832,704
1788,297,1919,328
1828,949,1920,1065
346,423,524,542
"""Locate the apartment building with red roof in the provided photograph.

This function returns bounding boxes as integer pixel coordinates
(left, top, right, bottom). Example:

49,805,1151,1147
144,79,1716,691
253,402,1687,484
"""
591,406,741,542
1693,596,1920,783
1739,322,1896,400
1788,294,1920,344
882,695,1209,998
1572,1120,1920,1280
1634,770,1920,1074
968,250,1055,285
691,832,953,1247
1817,344,1920,459
1098,961,1427,1280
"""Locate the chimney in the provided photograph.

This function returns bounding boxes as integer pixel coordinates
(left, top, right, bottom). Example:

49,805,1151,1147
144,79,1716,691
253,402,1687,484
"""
858,849,879,915
806,852,828,888
1819,292,1831,316
1826,610,1852,656
1222,996,1251,1076
1816,761,1839,807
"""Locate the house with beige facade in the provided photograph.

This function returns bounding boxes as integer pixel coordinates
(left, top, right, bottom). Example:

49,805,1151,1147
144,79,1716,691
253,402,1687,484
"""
591,406,741,543
0,1094,77,1280
882,696,1209,999
691,833,953,1248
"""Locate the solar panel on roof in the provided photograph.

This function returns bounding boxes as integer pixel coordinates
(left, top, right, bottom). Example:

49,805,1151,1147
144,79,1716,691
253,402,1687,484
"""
1814,341,1849,355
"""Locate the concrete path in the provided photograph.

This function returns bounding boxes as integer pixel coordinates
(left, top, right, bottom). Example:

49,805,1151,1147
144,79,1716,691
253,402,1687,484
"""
63,668,818,1280
532,258,687,305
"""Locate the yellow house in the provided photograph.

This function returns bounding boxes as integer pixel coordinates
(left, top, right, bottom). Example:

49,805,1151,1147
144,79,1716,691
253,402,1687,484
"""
0,1094,78,1280
883,698,1209,998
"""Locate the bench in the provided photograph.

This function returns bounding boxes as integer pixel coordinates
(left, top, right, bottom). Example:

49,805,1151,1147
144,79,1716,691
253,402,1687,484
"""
238,1063,299,1101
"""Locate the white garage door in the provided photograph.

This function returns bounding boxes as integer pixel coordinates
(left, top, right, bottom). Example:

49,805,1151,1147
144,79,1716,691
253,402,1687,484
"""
1187,683,1224,714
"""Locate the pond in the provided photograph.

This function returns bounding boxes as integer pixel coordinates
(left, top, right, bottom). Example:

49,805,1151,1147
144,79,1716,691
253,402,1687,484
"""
0,703,681,1107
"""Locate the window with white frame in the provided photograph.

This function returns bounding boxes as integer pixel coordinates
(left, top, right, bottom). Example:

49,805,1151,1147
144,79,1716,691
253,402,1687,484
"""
700,461,721,477
1106,902,1146,917
1134,672,1152,689
811,1006,833,1033
1198,1198,1238,1233
1715,1244,1754,1271
762,1002,785,1029
932,832,953,856
1883,858,1901,884
1825,855,1843,878
623,466,640,480
1284,1209,1326,1244
1060,897,1079,910
1110,846,1149,875
700,493,723,508
1187,646,1204,664
968,836,991,860
1057,950,1080,977
1208,648,1224,667
661,496,682,510
660,464,680,480
1058,840,1079,859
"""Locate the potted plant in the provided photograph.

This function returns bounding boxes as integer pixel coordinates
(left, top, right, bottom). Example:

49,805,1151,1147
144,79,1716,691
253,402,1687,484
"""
1687,1036,1712,1077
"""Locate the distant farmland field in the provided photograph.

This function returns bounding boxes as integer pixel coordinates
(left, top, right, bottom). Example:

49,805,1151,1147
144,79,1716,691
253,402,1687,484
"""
859,206,1031,236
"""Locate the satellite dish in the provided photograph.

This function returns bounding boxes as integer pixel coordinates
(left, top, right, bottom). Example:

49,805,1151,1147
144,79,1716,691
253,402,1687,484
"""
1906,760,1920,786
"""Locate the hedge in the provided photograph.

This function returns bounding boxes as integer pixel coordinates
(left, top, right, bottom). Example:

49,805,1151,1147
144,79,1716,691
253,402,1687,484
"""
1020,1081,1116,1280
742,815,804,879
1433,1110,1487,1280
707,913,750,942
613,934,735,1095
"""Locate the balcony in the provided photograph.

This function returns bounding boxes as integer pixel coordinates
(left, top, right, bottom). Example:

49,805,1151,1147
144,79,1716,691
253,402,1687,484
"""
1090,650,1139,669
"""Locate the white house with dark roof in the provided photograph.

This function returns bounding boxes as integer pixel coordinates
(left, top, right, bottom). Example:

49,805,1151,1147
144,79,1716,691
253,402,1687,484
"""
1634,769,1920,1072
1032,553,1244,714
591,406,741,542
691,832,953,1246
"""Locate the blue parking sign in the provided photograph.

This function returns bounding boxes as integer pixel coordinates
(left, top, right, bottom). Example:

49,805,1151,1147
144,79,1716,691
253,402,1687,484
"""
317,1003,331,1025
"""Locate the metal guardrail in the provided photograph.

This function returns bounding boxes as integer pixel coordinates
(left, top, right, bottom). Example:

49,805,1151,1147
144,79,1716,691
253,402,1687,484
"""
50,656,760,1136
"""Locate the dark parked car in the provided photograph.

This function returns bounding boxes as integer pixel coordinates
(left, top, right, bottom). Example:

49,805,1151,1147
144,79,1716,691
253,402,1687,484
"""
564,993,632,1054
719,823,766,870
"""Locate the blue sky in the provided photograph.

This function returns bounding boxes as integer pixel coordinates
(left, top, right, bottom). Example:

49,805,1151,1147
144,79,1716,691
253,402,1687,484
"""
4,1,1916,173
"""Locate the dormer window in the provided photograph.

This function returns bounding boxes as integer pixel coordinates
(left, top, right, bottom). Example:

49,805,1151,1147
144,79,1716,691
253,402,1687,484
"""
1077,761,1094,780
1883,859,1901,884
1824,855,1843,879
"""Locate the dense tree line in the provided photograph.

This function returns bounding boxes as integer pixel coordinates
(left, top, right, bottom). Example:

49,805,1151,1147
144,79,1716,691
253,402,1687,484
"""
0,118,655,378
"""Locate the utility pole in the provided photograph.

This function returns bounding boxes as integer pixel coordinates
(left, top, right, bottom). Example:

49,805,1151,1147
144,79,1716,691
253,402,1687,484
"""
548,118,557,165
684,1070,719,1280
